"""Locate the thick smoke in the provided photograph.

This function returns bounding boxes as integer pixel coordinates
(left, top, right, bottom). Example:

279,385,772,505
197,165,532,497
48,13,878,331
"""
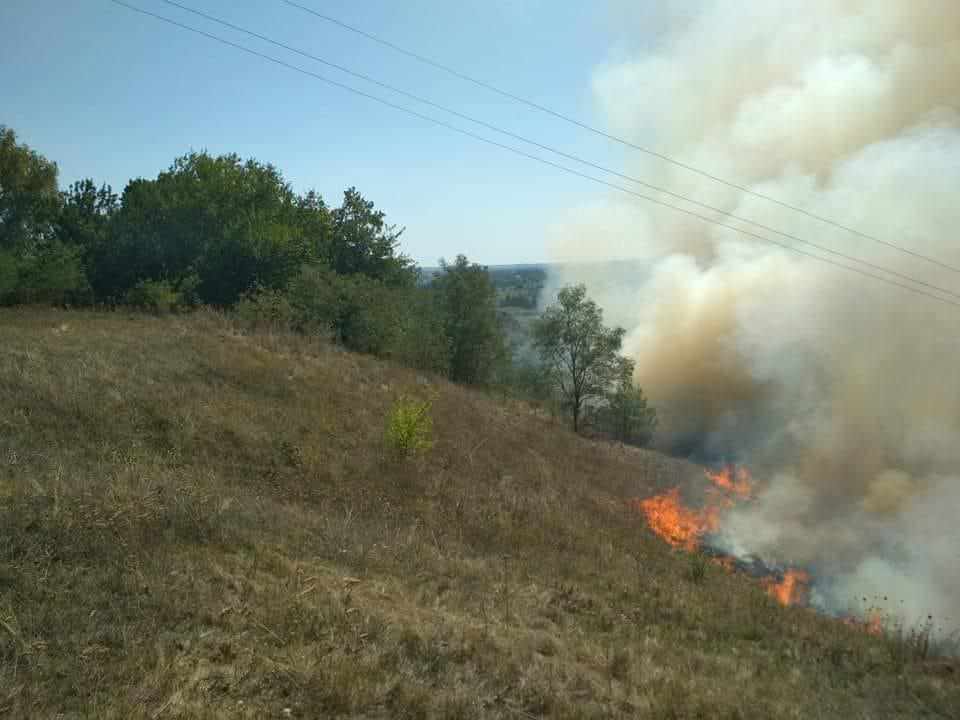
548,0,960,629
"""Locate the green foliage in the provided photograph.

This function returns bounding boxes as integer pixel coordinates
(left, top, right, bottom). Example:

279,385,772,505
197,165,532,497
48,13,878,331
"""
0,128,416,314
287,263,400,353
0,126,61,252
386,287,452,376
593,358,658,447
0,240,88,306
1,124,623,408
104,152,311,305
325,187,416,287
56,179,118,295
384,395,434,458
125,279,184,315
432,255,508,386
533,284,627,432
0,127,88,305
328,276,401,355
499,360,559,410
284,263,341,332
235,285,298,331
0,250,17,298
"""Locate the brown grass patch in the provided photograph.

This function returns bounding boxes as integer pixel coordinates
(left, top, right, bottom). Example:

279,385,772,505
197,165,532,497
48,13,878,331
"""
0,307,956,718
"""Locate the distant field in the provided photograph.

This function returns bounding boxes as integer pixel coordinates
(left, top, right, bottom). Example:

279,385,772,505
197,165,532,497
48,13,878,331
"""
1,309,956,718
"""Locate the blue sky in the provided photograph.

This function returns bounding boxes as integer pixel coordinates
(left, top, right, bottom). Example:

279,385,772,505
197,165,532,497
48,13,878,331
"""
1,0,655,265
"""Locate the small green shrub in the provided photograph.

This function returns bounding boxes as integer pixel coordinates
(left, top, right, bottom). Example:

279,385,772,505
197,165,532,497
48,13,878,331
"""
385,395,434,458
125,279,181,315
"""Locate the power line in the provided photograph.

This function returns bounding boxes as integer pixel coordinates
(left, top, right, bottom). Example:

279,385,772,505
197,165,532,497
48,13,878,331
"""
279,0,960,276
143,0,960,302
107,0,960,308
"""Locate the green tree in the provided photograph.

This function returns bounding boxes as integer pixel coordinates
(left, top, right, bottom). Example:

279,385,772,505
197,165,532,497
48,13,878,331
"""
325,187,415,287
0,126,60,252
387,286,452,375
57,179,118,248
533,284,626,433
295,190,334,265
0,127,87,305
106,151,311,305
56,179,118,302
594,359,657,446
432,255,507,385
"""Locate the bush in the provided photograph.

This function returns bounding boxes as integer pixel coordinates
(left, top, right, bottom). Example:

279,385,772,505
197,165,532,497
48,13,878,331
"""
0,242,89,306
385,396,434,458
386,287,451,376
0,251,19,303
287,263,401,352
503,361,554,401
235,285,298,331
593,372,657,448
125,279,182,315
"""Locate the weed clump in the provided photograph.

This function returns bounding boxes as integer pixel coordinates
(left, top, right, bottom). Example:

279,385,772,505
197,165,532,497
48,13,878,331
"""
385,395,434,458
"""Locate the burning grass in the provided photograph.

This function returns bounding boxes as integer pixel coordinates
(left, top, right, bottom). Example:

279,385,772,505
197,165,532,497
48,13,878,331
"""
0,308,957,718
628,488,719,552
629,463,960,667
762,569,811,607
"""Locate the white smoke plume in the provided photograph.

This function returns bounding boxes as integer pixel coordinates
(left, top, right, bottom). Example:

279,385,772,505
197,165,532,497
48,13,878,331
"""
547,0,960,631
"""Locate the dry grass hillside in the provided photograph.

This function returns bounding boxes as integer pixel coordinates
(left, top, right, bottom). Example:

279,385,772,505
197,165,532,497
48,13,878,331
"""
0,308,956,719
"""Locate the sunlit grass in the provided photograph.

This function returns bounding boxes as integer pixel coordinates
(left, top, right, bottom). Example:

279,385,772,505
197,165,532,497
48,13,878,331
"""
0,307,956,718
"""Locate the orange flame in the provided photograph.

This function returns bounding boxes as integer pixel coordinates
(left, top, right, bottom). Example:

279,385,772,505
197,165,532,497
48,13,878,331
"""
631,488,719,552
629,465,814,610
705,465,754,499
841,610,884,636
762,569,811,606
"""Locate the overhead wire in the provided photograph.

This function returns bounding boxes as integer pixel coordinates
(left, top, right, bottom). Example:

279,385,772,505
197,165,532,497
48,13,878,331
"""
107,0,960,308
147,0,960,302
279,0,960,275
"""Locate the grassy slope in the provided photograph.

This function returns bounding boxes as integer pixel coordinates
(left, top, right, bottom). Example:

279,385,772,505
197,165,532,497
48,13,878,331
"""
0,309,956,719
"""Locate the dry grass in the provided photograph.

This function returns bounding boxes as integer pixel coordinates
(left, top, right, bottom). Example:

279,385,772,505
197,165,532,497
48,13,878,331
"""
0,307,956,719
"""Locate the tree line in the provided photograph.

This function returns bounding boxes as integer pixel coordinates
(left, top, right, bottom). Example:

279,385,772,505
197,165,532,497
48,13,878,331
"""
0,124,656,445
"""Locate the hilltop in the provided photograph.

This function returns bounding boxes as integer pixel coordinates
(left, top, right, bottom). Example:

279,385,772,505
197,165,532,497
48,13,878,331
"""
1,309,956,719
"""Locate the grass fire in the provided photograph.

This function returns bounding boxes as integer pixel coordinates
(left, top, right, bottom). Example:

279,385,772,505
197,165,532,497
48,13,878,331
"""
1,310,957,717
629,466,920,630
3,0,960,716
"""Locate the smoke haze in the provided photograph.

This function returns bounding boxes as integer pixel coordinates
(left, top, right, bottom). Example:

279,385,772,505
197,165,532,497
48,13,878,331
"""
548,0,960,629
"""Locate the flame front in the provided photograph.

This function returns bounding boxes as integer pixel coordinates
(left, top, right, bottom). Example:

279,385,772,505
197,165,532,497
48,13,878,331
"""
631,488,719,552
630,465,811,608
763,569,811,606
629,464,892,631
705,465,754,499
633,466,751,551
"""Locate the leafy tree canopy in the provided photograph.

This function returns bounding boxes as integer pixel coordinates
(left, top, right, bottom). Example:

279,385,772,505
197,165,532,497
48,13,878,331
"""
325,187,415,287
533,284,626,432
594,358,657,447
0,126,60,251
432,254,507,386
